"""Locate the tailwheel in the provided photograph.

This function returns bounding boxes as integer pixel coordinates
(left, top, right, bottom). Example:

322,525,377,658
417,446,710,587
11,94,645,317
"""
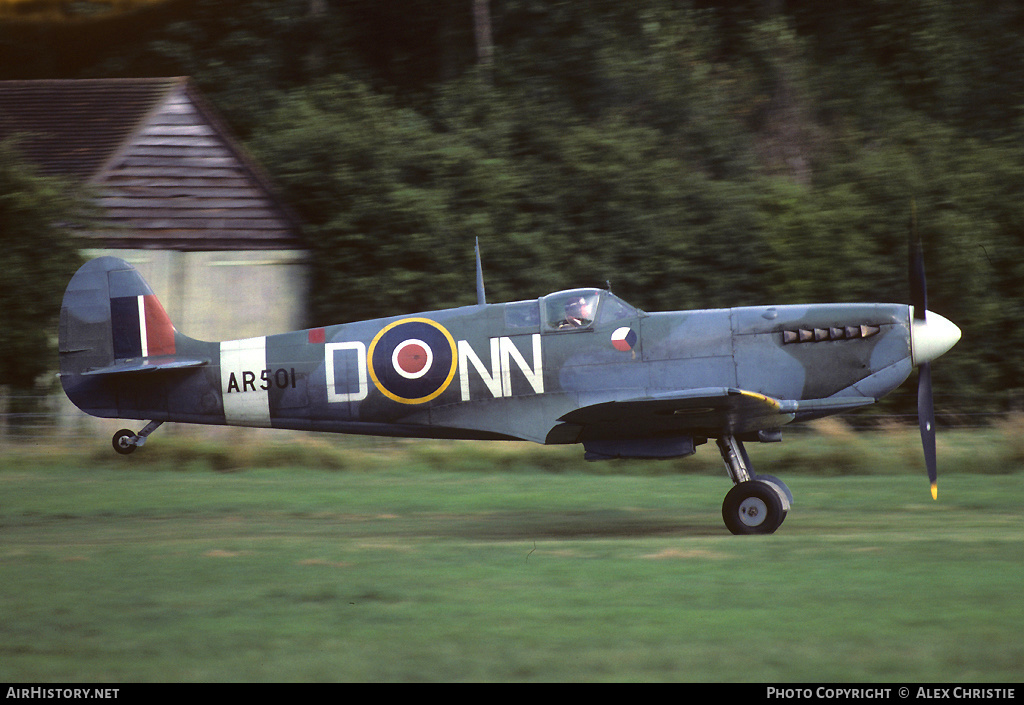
112,429,138,455
111,420,163,455
722,480,787,535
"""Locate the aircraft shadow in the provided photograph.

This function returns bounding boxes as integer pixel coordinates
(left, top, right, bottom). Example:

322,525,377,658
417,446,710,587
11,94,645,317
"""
436,509,720,540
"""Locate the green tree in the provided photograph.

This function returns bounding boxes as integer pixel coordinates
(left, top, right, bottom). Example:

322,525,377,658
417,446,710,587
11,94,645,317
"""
0,138,88,390
250,77,485,325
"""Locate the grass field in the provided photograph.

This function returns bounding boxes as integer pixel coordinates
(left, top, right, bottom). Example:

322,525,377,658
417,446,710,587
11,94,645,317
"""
1,422,1022,682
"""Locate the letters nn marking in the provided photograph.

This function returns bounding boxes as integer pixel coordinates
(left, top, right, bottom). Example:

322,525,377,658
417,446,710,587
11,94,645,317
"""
459,334,543,401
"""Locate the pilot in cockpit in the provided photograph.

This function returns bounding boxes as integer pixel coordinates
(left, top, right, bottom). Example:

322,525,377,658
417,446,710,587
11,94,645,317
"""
561,296,594,328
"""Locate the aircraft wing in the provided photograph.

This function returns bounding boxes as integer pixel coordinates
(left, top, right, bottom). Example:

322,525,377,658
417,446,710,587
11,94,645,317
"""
557,387,873,440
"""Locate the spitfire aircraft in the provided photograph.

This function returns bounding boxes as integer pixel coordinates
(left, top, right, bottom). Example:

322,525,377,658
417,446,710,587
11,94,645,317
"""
58,238,960,534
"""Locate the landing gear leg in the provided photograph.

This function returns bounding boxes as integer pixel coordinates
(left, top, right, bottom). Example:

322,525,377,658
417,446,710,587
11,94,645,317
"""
716,435,790,535
111,421,164,455
717,435,753,485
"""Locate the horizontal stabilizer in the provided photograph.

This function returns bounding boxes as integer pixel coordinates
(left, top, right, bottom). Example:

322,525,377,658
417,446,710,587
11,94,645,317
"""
80,356,209,377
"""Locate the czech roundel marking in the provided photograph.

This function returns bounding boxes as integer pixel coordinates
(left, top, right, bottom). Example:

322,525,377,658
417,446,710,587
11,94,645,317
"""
368,318,457,404
611,326,638,352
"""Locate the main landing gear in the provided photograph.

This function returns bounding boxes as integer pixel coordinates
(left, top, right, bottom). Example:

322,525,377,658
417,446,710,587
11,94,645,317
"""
111,421,163,455
716,435,792,535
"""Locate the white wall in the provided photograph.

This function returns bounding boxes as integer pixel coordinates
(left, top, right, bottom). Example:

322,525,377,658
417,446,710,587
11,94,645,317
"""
84,249,310,341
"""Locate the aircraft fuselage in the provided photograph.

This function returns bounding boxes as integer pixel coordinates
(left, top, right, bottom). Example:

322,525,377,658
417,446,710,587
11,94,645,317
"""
60,258,921,446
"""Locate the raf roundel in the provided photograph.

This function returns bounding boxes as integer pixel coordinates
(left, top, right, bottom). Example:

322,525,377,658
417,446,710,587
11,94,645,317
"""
611,326,638,352
368,318,457,404
392,339,432,379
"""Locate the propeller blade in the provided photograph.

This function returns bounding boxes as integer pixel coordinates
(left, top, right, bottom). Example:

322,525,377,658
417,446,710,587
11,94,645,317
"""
908,201,928,319
918,361,938,500
909,201,949,499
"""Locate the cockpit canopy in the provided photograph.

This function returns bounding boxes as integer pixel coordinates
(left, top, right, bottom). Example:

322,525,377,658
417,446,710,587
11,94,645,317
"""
541,288,639,332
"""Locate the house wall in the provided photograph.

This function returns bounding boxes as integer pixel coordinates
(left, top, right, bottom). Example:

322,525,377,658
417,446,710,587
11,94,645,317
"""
84,249,310,341
0,78,313,443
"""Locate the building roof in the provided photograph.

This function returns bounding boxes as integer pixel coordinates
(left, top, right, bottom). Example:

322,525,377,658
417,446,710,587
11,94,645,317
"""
0,77,302,251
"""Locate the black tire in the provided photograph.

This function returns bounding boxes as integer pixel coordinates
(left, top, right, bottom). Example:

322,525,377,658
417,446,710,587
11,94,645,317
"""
112,429,138,455
722,480,786,535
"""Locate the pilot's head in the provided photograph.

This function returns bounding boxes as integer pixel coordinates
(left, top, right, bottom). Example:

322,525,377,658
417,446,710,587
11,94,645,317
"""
566,297,592,322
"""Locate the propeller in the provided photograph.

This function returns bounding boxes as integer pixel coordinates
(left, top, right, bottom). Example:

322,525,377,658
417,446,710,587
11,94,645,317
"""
907,202,960,500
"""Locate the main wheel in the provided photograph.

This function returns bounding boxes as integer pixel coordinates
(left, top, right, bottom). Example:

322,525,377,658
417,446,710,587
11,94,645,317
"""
722,480,786,535
112,429,138,455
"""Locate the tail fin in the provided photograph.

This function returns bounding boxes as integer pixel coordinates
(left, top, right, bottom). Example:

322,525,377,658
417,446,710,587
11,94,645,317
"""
59,257,208,417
